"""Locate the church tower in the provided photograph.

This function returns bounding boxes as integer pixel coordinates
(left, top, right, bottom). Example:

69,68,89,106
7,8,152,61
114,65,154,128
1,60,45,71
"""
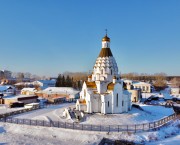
91,33,119,82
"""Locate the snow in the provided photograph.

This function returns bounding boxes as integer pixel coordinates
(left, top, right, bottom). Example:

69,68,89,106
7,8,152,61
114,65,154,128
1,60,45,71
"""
12,103,75,123
0,119,179,145
0,105,24,114
4,94,36,100
146,135,180,145
10,103,174,125
81,106,174,125
40,87,79,95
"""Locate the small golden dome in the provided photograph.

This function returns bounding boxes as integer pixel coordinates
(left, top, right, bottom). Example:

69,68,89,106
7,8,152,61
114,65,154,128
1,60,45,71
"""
88,75,92,78
113,76,116,79
102,35,110,42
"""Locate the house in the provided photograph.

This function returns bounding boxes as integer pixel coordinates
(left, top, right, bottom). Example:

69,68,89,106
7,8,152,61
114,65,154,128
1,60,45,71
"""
133,82,152,93
1,95,38,105
35,87,80,102
0,85,16,96
76,34,131,114
21,88,37,95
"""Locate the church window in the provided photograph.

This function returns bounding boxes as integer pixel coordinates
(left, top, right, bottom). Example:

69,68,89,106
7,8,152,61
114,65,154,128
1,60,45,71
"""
111,69,112,75
101,69,103,74
122,101,124,106
108,101,109,107
84,89,86,97
116,94,118,107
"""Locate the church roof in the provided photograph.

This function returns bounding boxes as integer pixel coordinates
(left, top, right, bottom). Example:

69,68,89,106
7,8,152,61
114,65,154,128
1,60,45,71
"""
85,81,97,89
102,35,110,42
79,99,86,104
107,82,115,90
98,48,113,57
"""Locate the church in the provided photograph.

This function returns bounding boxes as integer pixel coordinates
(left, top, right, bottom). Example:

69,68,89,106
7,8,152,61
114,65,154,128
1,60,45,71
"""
76,33,131,114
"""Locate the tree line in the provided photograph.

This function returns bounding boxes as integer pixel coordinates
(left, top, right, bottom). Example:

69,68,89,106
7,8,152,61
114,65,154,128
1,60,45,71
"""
55,74,86,90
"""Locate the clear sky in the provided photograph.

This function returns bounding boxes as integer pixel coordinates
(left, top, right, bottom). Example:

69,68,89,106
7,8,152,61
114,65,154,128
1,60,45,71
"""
0,0,179,77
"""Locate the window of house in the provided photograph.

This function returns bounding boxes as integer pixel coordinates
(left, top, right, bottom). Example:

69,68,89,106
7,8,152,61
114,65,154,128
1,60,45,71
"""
116,94,118,107
108,101,109,107
122,101,124,106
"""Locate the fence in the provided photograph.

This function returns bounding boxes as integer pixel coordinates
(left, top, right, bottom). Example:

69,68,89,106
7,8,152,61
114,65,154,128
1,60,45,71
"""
0,106,40,119
0,113,177,133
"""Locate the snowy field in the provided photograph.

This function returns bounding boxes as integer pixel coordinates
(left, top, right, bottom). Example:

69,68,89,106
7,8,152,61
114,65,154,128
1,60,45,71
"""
0,119,180,145
10,103,174,125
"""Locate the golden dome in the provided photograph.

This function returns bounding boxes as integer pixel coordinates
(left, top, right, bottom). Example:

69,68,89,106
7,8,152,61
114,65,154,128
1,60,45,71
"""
102,35,110,42
113,76,116,79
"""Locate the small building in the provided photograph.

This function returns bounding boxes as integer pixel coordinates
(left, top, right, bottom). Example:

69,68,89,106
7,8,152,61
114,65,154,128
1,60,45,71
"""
171,87,180,95
21,88,37,95
127,89,141,102
133,82,152,93
35,87,80,101
0,85,16,96
47,96,66,103
2,95,38,105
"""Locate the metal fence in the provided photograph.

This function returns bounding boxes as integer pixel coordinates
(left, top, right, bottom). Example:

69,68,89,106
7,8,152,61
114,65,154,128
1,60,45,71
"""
0,106,40,119
0,112,177,133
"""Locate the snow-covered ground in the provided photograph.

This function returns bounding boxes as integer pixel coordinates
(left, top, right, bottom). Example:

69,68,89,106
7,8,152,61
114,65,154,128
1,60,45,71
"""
10,103,174,125
11,103,75,123
81,105,174,125
0,119,179,145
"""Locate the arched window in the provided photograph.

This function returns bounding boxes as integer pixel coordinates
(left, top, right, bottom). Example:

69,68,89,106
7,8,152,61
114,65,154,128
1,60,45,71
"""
101,69,103,74
111,69,112,75
116,94,118,107
84,89,86,97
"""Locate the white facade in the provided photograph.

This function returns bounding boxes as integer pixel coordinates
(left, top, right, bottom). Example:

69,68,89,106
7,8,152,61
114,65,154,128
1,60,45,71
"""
76,35,131,114
133,82,151,93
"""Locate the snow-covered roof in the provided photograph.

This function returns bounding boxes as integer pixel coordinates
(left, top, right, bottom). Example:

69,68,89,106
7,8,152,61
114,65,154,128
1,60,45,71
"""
4,95,37,100
37,80,56,84
21,88,37,92
37,87,79,95
0,85,14,91
133,82,151,86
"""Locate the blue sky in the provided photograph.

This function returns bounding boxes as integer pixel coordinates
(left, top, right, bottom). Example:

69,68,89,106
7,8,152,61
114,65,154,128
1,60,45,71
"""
0,0,179,76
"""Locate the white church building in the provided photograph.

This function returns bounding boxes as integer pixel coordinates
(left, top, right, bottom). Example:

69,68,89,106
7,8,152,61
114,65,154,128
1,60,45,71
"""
76,34,131,114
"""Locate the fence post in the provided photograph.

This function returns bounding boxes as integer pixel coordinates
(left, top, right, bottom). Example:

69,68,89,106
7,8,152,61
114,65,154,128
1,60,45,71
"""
82,124,83,130
109,125,110,132
100,125,101,131
43,120,44,126
154,122,155,129
149,123,150,131
30,119,31,125
135,125,136,133
73,122,74,129
91,125,92,131
118,125,119,132
127,125,128,132
65,122,66,128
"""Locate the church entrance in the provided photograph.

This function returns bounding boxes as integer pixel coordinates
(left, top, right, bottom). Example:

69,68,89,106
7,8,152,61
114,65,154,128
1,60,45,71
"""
92,96,101,113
